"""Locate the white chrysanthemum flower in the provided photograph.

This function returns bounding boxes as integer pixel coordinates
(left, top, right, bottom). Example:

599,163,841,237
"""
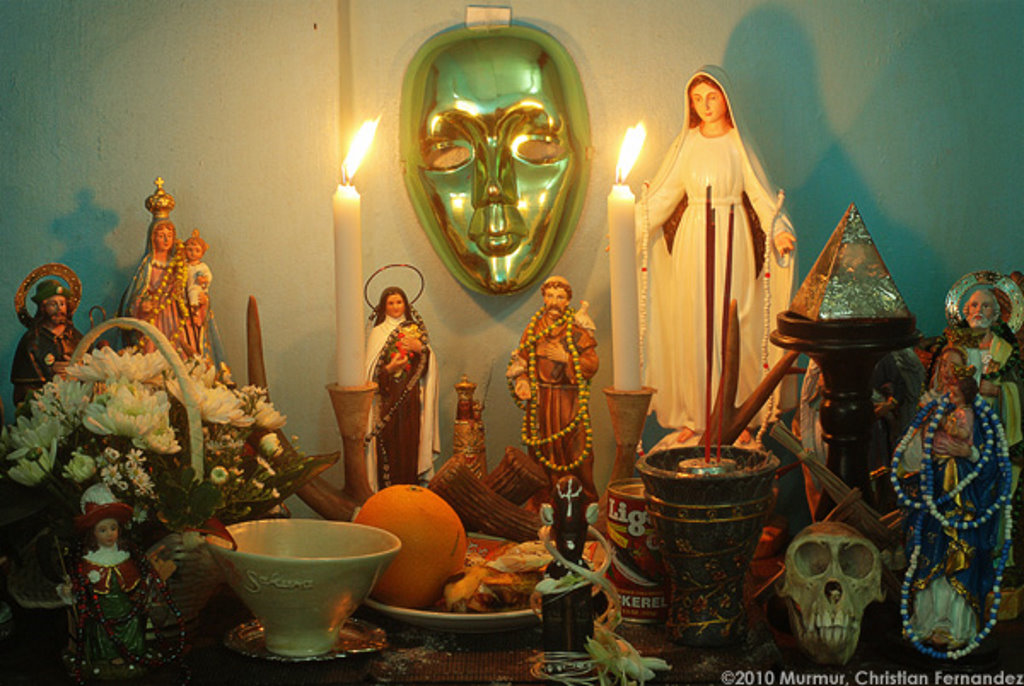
68,346,168,383
62,451,98,483
179,357,217,389
29,377,92,426
83,382,171,440
7,437,58,486
8,459,49,486
4,414,63,463
167,374,253,427
253,399,286,430
141,425,181,455
199,386,252,426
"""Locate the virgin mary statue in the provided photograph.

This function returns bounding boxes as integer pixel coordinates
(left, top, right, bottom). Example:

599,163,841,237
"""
636,66,797,447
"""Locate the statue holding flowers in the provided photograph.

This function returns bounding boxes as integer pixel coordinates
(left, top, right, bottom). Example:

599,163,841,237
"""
363,265,439,491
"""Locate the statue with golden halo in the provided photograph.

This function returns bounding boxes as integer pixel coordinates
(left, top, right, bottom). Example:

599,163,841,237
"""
939,271,1024,454
10,263,84,406
362,264,439,490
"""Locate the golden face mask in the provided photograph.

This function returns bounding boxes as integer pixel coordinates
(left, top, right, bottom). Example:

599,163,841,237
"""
401,26,590,294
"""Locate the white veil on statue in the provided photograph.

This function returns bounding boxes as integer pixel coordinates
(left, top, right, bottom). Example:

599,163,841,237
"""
635,65,797,445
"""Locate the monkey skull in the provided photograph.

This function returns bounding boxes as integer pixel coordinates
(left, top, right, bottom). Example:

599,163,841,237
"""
777,521,883,664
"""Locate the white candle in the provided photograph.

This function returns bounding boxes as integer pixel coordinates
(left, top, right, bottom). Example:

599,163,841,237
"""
608,183,641,390
608,124,646,391
333,117,379,387
333,183,364,386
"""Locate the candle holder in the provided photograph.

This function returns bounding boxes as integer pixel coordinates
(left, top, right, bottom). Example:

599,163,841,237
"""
296,383,376,521
597,386,654,533
603,386,655,484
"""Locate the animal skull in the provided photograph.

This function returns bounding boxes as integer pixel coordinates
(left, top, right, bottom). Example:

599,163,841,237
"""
777,521,883,664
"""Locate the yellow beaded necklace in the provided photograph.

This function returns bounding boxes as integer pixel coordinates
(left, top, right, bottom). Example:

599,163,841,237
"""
508,306,593,473
136,241,190,349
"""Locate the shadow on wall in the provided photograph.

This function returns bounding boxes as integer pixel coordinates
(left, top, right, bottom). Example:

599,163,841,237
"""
724,3,1024,338
53,189,125,323
717,6,911,539
713,2,1024,535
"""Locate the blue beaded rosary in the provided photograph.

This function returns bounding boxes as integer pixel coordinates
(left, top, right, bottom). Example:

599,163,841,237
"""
890,394,1013,659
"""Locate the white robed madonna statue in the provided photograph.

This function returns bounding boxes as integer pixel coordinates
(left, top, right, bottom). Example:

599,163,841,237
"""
636,66,797,447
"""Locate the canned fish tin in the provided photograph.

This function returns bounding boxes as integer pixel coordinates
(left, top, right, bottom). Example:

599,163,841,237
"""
605,478,667,622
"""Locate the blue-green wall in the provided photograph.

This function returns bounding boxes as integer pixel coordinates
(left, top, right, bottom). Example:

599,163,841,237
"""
1,1,1021,522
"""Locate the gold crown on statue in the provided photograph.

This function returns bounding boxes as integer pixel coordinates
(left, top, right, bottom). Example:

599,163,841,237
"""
145,177,176,219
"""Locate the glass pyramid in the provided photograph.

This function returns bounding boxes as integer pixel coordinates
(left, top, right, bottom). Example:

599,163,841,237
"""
789,203,911,320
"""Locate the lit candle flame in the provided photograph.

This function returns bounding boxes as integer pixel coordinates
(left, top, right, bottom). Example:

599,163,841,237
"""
342,117,380,184
615,123,646,184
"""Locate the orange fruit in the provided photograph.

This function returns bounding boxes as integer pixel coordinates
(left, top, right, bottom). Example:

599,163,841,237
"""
354,485,467,608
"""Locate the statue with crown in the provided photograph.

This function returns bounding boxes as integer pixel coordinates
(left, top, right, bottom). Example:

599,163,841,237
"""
118,178,222,366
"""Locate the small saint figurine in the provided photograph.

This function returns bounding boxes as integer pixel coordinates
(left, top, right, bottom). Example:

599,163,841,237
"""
119,178,194,358
452,375,487,478
64,484,149,679
942,277,1023,456
119,178,224,368
364,284,439,490
933,376,976,463
507,276,598,505
11,276,83,406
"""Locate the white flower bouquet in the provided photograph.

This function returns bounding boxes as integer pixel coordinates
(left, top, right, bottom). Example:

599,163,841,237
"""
1,345,330,534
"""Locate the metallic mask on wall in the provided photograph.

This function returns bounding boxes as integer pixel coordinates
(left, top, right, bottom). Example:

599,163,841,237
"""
401,25,591,294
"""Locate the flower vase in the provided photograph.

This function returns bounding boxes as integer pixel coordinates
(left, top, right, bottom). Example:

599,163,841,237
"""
147,530,223,637
636,445,778,647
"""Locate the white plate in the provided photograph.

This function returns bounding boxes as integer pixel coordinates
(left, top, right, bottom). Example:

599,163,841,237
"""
363,598,538,633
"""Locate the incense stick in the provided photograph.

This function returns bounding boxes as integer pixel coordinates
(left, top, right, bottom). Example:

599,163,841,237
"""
704,186,714,463
717,204,734,460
